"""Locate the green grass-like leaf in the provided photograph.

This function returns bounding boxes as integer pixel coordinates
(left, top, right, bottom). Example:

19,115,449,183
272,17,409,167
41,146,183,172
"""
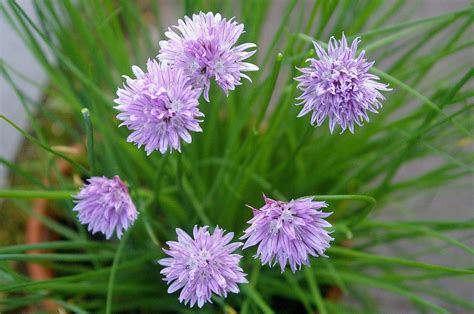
0,0,472,312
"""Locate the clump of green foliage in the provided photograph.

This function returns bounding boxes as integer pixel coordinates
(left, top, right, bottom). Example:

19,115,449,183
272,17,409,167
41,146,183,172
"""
0,1,473,313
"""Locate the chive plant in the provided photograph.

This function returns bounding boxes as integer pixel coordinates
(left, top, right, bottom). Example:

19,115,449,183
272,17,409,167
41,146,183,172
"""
0,0,473,313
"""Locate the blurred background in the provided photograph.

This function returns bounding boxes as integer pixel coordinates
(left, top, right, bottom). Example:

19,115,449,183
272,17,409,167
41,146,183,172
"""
1,0,472,313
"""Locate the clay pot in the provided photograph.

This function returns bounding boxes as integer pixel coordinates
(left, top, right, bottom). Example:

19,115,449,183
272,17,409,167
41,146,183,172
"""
25,145,82,312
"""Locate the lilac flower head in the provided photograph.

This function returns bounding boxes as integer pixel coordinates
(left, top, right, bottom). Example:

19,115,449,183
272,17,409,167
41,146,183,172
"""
115,59,204,155
159,226,247,308
241,195,333,273
72,176,138,239
295,34,390,133
158,12,258,102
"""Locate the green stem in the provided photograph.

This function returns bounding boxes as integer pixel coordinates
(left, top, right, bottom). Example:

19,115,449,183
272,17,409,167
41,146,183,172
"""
272,124,313,175
1,190,374,228
1,188,157,201
153,154,169,200
1,253,156,293
105,230,130,314
304,267,328,314
142,215,160,247
175,154,212,225
0,241,114,254
0,253,115,262
359,7,471,38
241,263,262,314
371,67,471,137
255,52,283,131
329,246,474,275
182,176,211,225
176,153,183,193
315,194,377,226
0,114,89,175
283,271,312,313
241,285,274,314
260,0,297,70
295,0,321,52
314,194,376,202
81,108,95,175
0,189,76,200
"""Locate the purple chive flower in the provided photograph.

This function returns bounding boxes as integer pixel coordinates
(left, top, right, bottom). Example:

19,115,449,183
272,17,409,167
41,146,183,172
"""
241,195,333,273
158,12,258,102
159,226,248,308
72,176,138,239
295,34,390,133
114,59,204,155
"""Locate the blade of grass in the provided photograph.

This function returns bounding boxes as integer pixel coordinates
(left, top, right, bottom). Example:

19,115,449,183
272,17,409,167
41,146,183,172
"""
0,241,114,254
105,229,130,314
0,253,115,262
0,115,89,174
330,246,474,274
241,284,274,314
0,189,75,200
304,267,328,314
81,108,96,175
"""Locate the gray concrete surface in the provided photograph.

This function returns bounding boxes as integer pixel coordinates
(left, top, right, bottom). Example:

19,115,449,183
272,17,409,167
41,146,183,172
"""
0,0,46,188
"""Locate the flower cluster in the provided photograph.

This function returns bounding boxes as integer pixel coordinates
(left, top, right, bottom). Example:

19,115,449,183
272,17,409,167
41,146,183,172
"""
115,60,203,154
72,176,137,239
115,12,257,155
159,226,247,308
159,196,333,307
241,195,333,272
71,13,391,309
296,34,390,133
158,12,258,102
